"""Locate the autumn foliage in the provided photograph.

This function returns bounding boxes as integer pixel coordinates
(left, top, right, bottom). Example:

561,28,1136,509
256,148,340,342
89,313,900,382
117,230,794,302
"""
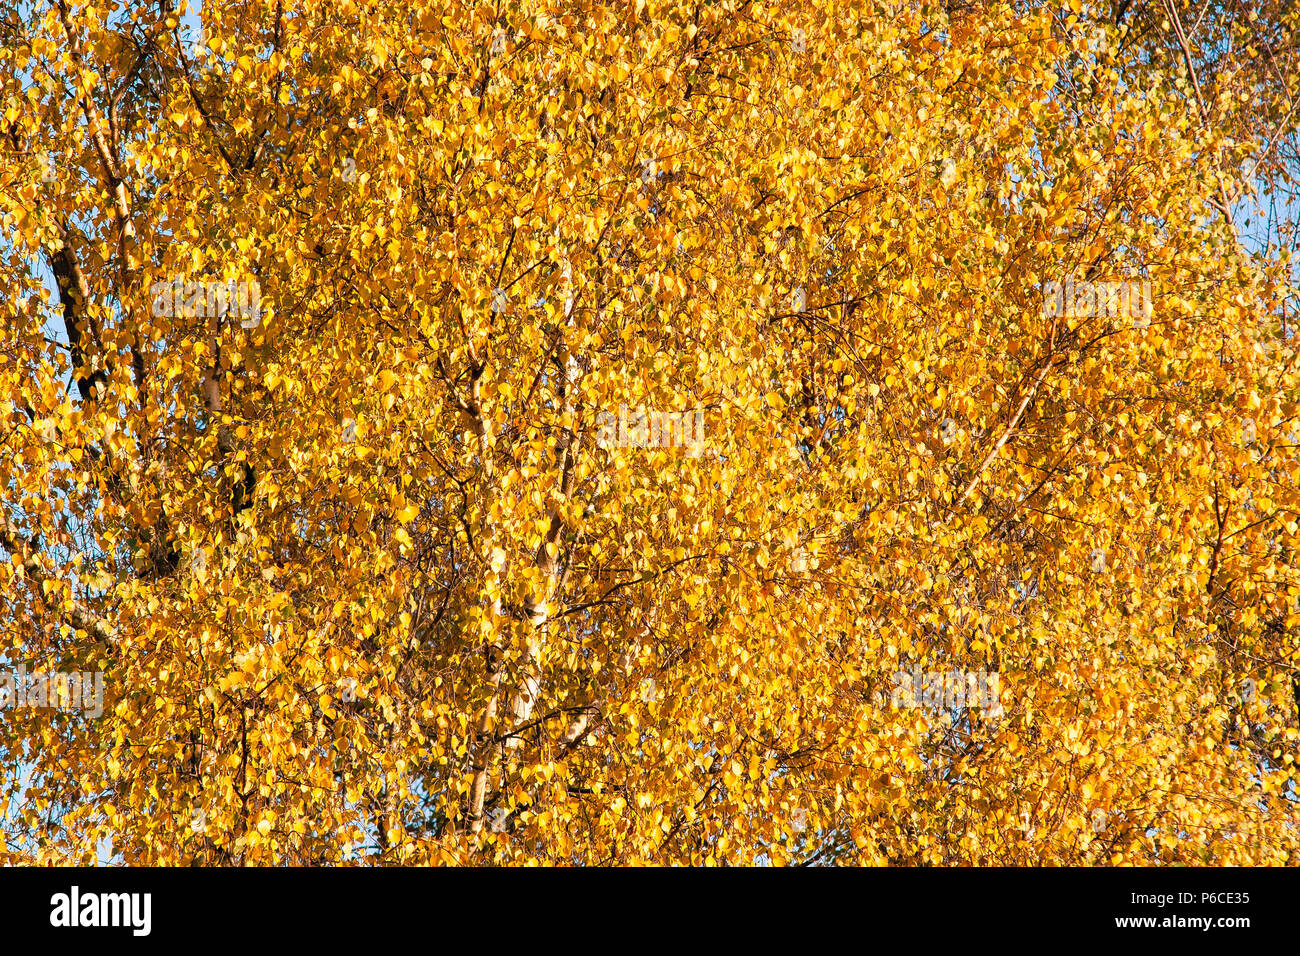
2,0,1299,865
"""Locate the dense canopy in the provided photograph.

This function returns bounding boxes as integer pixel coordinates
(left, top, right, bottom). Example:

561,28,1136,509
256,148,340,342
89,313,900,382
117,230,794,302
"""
2,0,1298,864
